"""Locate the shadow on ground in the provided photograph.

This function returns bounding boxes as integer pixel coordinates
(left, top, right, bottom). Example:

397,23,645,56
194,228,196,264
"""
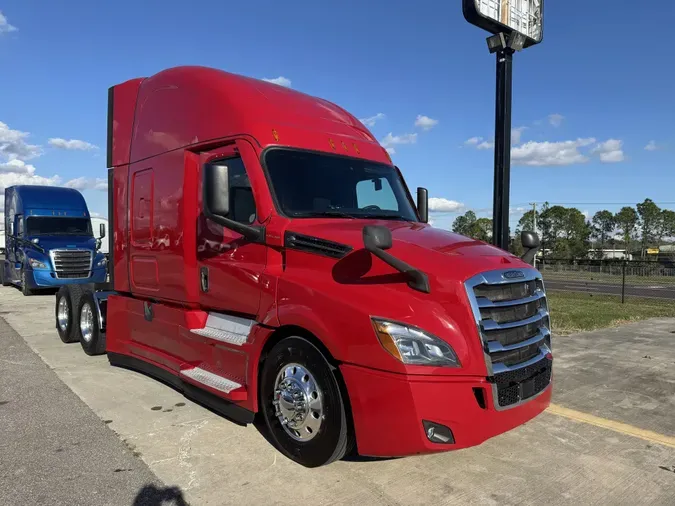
133,484,189,506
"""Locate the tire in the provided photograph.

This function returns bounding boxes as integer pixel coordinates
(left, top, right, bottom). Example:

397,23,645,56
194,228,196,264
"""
78,291,106,356
259,336,354,468
0,263,9,286
20,269,33,296
55,285,88,343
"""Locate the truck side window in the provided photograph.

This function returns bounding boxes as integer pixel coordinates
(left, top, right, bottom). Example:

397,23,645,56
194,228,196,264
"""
356,178,399,211
225,157,257,225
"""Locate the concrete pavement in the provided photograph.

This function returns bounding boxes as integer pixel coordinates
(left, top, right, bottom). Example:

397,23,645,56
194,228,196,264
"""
1,285,675,505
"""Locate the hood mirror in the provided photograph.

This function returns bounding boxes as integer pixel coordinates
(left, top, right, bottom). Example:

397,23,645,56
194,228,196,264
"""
520,231,540,266
363,225,392,250
362,225,430,293
99,223,106,239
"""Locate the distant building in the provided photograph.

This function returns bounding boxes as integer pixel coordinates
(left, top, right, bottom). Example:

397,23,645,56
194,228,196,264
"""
587,248,632,260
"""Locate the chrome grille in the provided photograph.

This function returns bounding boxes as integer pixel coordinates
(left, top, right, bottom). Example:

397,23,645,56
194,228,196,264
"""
465,268,552,410
49,249,92,279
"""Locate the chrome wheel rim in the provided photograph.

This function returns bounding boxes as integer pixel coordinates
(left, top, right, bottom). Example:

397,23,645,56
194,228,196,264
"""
80,303,94,343
273,363,324,442
57,297,69,332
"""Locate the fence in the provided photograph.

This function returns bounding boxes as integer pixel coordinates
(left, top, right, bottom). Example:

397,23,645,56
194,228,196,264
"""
537,258,675,302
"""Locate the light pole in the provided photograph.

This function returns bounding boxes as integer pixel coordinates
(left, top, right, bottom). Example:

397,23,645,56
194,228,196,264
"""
463,0,544,251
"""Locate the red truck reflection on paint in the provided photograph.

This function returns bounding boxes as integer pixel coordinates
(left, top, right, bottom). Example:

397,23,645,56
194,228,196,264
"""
53,66,552,468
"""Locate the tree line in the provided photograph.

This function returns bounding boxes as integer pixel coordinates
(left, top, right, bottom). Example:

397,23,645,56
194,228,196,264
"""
451,199,675,259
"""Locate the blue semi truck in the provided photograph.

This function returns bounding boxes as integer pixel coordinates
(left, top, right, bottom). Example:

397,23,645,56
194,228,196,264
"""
1,185,107,295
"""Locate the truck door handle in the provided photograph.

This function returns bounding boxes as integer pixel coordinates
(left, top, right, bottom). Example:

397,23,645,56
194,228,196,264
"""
200,267,209,293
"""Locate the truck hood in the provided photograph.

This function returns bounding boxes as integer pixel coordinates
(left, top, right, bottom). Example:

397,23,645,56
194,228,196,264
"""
286,219,528,284
280,219,535,376
27,236,97,252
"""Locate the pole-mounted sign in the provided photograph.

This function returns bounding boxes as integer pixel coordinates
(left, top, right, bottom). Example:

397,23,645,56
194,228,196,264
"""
462,1,544,251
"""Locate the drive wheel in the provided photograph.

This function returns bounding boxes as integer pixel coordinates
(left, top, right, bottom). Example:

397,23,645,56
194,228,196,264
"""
55,285,87,343
78,292,106,356
55,287,76,343
259,336,354,468
20,269,33,296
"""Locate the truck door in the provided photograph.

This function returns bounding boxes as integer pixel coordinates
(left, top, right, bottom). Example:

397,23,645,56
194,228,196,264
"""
197,144,267,318
9,214,23,280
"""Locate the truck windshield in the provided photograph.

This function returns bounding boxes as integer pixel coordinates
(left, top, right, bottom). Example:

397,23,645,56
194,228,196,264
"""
264,149,419,221
26,217,93,236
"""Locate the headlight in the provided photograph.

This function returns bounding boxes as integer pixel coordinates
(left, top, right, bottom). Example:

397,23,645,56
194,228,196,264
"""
96,256,108,267
28,258,47,269
371,318,460,367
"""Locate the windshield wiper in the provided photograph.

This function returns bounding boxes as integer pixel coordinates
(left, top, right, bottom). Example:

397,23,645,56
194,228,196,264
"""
358,214,409,221
292,211,409,221
292,211,359,219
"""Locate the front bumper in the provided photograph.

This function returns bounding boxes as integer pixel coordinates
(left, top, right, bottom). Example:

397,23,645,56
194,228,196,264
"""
27,267,107,288
340,359,552,457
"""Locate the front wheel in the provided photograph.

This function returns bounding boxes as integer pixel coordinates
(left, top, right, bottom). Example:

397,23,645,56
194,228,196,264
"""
20,269,33,296
259,336,354,468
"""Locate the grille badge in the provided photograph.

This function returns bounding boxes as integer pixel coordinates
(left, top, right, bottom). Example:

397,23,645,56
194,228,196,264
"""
502,270,525,280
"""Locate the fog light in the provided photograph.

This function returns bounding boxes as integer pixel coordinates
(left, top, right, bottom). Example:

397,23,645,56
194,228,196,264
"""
422,420,455,444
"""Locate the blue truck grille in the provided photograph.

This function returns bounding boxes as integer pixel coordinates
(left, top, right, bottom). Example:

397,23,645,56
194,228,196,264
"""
50,249,92,279
464,267,552,410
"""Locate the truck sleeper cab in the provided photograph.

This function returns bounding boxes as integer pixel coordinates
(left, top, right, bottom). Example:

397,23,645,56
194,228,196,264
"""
2,185,107,295
56,65,552,468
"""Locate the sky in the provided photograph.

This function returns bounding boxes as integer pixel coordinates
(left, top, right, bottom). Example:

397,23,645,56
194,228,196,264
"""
1,0,674,232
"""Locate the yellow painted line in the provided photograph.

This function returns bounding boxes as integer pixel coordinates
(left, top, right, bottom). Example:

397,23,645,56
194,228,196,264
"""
546,403,675,449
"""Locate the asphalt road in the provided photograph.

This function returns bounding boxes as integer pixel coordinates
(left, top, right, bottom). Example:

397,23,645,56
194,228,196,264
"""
545,278,675,299
0,317,183,506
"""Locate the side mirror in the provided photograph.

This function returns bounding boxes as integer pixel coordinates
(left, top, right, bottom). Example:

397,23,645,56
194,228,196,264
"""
520,231,541,266
99,223,106,239
201,161,264,243
363,225,393,251
204,163,230,218
417,187,428,224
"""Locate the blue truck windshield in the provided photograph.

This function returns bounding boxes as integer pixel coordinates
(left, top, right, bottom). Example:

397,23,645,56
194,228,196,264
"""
264,149,418,221
26,217,92,237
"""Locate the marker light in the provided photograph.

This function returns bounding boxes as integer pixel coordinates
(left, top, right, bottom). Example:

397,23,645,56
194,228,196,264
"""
371,318,460,367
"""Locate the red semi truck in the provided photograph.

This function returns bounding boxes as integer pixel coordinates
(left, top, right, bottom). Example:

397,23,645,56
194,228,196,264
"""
54,65,552,468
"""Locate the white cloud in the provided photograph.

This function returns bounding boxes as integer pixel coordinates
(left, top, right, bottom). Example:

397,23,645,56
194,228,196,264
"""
0,11,17,34
48,138,98,151
0,159,38,175
465,127,525,150
592,139,624,163
428,197,465,213
262,76,292,88
0,121,42,160
581,210,590,221
64,177,108,191
414,115,439,131
511,138,596,166
359,113,385,127
380,132,417,155
548,114,564,127
645,140,659,151
509,206,529,215
512,126,527,145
